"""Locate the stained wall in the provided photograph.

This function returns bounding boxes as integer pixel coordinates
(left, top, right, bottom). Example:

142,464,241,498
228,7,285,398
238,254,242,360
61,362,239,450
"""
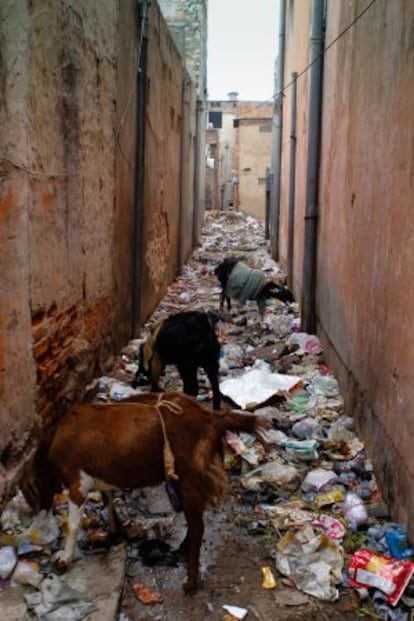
274,0,414,536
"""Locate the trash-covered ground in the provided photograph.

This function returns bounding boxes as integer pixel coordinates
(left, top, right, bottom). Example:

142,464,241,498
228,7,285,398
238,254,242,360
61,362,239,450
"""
1,211,413,621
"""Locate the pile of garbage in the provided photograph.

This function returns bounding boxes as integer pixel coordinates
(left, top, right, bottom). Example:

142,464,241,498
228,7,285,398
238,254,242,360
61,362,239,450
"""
0,211,413,621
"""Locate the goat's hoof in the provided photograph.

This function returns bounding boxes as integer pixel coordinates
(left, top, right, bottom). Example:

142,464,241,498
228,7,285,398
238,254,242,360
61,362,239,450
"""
52,552,70,572
182,577,197,594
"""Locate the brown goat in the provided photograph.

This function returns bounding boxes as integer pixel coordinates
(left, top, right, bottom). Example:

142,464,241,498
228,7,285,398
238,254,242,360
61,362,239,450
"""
20,392,264,592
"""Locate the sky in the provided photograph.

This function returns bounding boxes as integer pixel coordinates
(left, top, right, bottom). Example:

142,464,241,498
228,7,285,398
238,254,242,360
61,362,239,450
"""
207,0,279,101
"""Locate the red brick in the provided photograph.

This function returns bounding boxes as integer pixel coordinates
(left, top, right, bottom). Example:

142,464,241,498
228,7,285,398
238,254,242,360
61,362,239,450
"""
33,337,50,360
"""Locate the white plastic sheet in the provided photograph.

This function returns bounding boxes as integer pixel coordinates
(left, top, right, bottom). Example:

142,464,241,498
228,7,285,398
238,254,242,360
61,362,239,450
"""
219,364,302,409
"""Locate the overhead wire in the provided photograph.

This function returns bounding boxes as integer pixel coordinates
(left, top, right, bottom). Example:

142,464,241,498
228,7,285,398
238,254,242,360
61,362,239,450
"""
244,0,378,115
1,0,379,176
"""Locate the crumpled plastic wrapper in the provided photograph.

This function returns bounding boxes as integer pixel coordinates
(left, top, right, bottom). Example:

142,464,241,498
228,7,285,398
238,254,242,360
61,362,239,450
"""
241,461,301,492
24,573,97,620
275,524,344,601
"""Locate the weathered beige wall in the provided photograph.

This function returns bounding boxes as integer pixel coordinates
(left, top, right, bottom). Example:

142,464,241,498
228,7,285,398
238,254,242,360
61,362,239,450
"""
0,0,139,505
157,0,207,242
179,77,197,267
317,0,414,535
0,1,38,501
238,119,272,219
140,0,195,321
0,0,199,508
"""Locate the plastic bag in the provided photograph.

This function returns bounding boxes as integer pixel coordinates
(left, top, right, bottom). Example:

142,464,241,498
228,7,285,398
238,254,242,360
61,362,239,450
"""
341,492,368,530
301,468,338,492
241,461,300,492
0,545,17,579
292,417,323,439
11,560,43,587
284,439,319,461
23,509,60,545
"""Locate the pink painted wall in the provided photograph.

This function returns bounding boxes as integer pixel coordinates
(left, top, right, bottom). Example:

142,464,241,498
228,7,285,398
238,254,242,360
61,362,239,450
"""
278,0,311,285
278,0,414,535
318,0,414,534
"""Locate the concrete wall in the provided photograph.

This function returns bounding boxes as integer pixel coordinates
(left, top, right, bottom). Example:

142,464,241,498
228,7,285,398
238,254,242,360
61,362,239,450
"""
157,0,207,241
273,0,414,534
0,1,138,507
0,0,198,508
139,0,193,320
238,118,272,219
278,0,311,280
317,0,414,535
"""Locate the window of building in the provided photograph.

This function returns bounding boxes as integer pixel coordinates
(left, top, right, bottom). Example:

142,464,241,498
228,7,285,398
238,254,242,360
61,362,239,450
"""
208,111,222,128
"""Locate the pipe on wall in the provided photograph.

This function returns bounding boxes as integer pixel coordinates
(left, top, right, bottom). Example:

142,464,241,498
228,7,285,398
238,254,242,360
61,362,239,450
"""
178,74,191,271
131,0,149,337
287,71,298,289
192,98,203,246
270,0,286,261
301,0,325,333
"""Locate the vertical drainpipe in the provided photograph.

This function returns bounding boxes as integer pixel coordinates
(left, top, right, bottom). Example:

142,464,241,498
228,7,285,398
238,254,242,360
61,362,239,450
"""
192,98,202,246
265,167,271,239
178,75,190,272
270,0,286,261
131,0,149,338
301,0,324,334
287,71,298,289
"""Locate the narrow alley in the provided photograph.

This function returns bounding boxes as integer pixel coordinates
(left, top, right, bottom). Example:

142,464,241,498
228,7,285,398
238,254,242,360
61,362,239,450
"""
1,211,412,620
1,1,413,621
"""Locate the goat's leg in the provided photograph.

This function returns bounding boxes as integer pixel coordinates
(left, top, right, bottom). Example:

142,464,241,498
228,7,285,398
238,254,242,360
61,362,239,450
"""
101,490,118,534
204,362,221,410
219,291,224,310
54,499,82,569
257,296,267,317
177,365,199,398
181,502,204,593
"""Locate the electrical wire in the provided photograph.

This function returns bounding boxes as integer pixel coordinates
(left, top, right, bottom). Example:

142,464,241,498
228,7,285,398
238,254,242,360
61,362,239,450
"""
244,0,378,114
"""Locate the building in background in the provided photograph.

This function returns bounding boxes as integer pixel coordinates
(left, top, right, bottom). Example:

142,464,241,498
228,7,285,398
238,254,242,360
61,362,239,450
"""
206,94,273,219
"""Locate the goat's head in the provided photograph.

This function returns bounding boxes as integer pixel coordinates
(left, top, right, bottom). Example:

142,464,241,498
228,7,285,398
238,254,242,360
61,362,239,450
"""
20,454,60,513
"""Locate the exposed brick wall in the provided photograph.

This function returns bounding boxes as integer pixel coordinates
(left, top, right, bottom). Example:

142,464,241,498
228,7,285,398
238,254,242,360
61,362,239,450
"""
32,296,115,423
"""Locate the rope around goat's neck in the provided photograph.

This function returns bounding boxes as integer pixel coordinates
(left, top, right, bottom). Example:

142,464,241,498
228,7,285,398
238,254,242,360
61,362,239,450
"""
156,395,183,481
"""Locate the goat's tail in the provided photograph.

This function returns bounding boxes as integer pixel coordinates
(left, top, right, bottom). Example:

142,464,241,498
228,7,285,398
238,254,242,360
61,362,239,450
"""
216,410,267,436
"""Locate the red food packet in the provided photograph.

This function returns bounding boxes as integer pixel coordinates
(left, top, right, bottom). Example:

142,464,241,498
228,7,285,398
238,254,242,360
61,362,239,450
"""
132,583,163,604
346,548,414,606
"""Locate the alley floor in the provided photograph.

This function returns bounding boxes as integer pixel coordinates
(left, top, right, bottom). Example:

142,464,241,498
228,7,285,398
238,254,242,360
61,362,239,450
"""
1,211,413,621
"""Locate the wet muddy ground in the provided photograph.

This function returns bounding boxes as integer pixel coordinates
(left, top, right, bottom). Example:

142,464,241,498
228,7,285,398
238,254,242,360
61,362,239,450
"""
118,486,376,620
